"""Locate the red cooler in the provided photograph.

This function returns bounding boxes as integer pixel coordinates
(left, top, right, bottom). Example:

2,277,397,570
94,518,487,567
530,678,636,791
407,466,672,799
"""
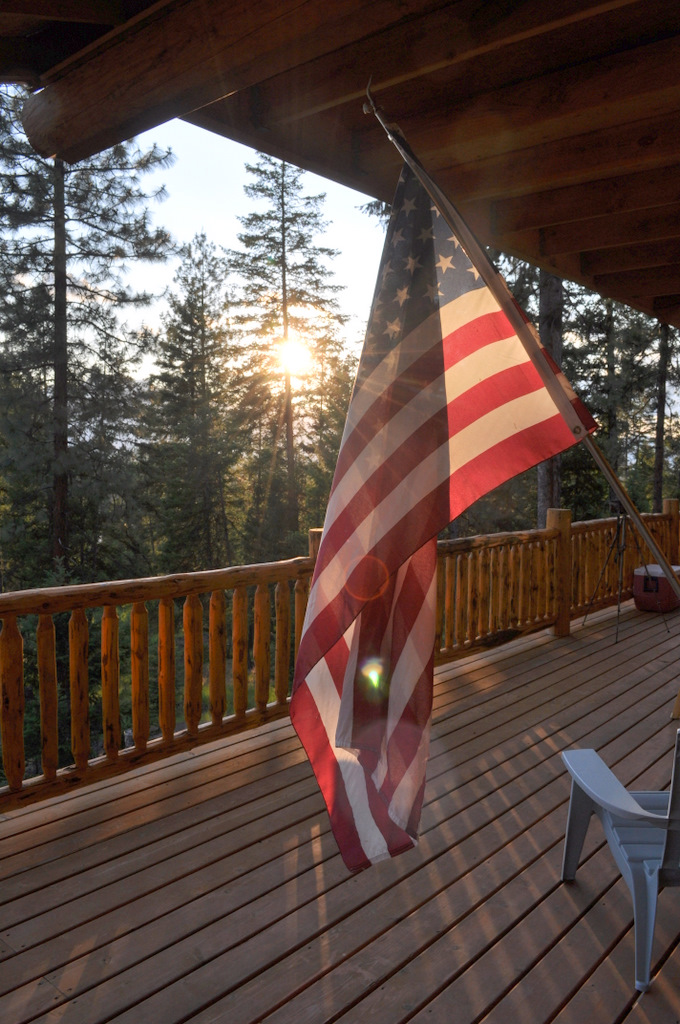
633,564,680,612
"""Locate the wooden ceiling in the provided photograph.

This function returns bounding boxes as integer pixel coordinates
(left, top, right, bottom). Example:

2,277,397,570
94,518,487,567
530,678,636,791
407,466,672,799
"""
4,1,680,326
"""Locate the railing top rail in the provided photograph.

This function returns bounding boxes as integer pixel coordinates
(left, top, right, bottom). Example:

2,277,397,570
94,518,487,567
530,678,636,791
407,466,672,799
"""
0,555,316,619
571,510,667,533
437,525,558,555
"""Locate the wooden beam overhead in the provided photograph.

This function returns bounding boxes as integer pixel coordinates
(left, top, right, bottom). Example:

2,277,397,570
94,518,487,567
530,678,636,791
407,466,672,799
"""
0,2,125,23
492,165,680,235
5,0,680,326
22,0,444,162
542,203,680,258
581,241,680,277
593,264,680,299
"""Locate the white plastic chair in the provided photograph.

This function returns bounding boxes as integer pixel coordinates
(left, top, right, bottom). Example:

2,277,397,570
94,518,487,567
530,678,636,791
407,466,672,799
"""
561,731,680,992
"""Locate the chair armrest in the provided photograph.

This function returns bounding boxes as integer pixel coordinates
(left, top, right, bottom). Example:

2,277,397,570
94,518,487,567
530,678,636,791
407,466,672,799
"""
561,749,667,823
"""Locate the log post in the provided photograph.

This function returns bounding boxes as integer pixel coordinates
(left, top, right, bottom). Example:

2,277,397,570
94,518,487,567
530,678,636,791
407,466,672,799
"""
231,585,248,719
209,590,227,726
37,614,59,781
101,606,121,760
158,597,176,743
183,594,203,738
547,508,572,636
69,608,90,772
0,616,25,791
253,583,270,713
308,528,322,559
274,581,291,706
131,602,149,751
664,498,679,564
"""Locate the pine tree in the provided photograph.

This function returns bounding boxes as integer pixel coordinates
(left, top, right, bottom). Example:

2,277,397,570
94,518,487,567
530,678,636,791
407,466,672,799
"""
228,154,349,559
142,234,240,572
0,86,173,585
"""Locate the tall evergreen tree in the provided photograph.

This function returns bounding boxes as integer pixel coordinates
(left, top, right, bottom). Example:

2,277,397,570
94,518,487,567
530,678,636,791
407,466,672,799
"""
0,86,173,585
142,233,240,571
228,154,349,558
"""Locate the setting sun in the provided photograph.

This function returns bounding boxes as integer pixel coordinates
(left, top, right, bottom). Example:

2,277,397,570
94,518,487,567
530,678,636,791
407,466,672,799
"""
278,337,313,380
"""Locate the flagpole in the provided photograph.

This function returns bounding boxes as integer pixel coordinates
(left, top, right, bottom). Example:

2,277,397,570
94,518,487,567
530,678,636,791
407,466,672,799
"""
364,85,680,607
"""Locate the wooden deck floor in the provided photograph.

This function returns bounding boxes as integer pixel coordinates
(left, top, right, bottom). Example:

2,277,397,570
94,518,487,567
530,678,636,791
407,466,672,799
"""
3,602,680,1024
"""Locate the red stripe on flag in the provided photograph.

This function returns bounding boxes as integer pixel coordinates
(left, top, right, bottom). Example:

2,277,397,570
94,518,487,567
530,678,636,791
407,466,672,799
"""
442,309,515,368
448,413,578,518
446,362,545,435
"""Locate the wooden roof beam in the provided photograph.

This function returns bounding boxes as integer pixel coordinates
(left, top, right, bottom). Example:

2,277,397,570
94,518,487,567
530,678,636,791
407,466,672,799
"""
581,241,680,276
236,0,664,129
274,33,680,167
592,264,680,299
493,164,680,234
541,202,680,257
20,0,446,162
0,2,126,23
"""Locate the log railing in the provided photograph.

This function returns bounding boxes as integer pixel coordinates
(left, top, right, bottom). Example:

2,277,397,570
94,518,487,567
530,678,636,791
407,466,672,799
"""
0,546,317,808
1,503,678,807
435,499,679,661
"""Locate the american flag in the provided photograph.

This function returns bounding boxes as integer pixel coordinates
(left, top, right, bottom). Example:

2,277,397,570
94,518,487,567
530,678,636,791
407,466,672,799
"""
290,162,596,872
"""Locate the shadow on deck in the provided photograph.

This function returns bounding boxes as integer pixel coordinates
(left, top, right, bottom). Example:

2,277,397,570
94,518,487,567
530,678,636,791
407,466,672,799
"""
2,602,680,1024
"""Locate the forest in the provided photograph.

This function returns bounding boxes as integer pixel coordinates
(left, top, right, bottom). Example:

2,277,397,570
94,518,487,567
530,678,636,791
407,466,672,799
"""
2,84,679,599
2,84,680,777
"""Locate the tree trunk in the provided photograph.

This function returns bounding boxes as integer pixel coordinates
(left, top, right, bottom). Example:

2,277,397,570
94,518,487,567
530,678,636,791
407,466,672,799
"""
653,322,670,512
537,270,563,527
279,164,299,538
52,158,69,568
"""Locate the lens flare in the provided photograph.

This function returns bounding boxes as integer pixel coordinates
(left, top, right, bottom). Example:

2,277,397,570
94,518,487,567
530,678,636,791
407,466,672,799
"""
359,658,388,699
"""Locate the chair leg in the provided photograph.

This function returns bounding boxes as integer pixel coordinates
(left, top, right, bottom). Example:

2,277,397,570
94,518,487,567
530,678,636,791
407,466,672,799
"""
629,864,660,993
562,780,594,881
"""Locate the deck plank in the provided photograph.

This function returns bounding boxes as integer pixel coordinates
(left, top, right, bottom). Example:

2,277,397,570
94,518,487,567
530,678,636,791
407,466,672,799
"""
2,605,680,1024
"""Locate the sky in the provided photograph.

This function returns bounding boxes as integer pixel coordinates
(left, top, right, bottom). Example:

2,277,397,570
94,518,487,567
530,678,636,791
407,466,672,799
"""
133,118,388,349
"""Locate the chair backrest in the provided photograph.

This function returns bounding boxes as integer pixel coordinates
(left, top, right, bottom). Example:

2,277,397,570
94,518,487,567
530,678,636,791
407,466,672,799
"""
660,729,680,884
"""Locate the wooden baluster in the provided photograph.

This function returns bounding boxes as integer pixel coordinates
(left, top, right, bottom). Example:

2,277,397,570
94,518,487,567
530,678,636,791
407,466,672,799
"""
69,608,89,772
535,541,547,621
489,546,501,635
37,614,59,781
0,615,24,792
131,602,149,751
158,597,175,743
664,498,679,564
443,554,455,649
101,606,121,760
455,553,468,647
434,553,444,655
497,544,509,631
209,590,227,726
477,546,490,639
183,594,203,738
294,576,309,657
231,585,248,719
254,583,270,713
518,543,530,626
468,550,480,641
511,543,521,624
546,537,557,620
274,581,291,706
572,530,583,611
